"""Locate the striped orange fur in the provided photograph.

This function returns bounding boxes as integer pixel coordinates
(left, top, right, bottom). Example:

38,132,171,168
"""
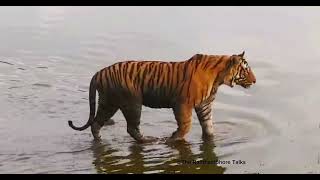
68,51,256,143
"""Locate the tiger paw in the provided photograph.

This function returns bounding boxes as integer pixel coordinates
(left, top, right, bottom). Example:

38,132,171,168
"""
104,119,115,126
137,136,159,144
202,133,214,141
164,136,185,144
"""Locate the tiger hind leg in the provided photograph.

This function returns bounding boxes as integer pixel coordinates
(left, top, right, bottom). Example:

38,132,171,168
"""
120,103,157,143
120,103,145,143
91,103,118,141
168,104,193,142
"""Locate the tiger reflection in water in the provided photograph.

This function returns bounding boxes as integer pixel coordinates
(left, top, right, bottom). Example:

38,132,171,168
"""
91,139,226,174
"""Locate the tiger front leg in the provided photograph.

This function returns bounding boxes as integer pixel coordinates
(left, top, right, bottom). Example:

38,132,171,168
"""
169,104,193,142
195,101,214,139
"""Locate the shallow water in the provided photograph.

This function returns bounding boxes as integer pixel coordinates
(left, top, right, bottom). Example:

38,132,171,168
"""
1,6,320,174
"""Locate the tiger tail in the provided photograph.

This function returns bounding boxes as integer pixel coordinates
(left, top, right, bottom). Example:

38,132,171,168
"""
68,72,98,131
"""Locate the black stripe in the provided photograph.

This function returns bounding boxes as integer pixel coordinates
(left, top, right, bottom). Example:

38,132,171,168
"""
113,64,119,87
203,61,211,70
168,62,175,95
112,65,119,87
113,65,120,87
115,64,122,89
212,67,226,87
163,63,168,87
152,63,160,90
140,65,149,93
99,70,104,89
182,61,190,81
201,118,211,123
165,63,171,96
200,86,205,103
133,63,142,88
194,56,202,70
198,104,210,114
148,73,155,90
202,55,211,70
105,68,112,88
118,62,124,86
157,63,164,86
176,62,180,84
128,62,136,80
158,64,166,98
201,109,211,120
107,68,113,88
186,65,197,102
176,62,187,96
104,68,109,89
161,64,167,88
110,65,117,88
210,86,217,95
200,108,211,116
175,61,188,96
123,63,129,89
147,62,156,89
186,77,193,103
212,58,223,69
137,62,143,69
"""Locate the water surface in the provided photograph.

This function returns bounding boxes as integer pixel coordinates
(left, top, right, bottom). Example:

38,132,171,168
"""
0,6,320,174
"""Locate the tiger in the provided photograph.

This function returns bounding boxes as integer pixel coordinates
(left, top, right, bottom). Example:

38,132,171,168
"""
68,51,256,143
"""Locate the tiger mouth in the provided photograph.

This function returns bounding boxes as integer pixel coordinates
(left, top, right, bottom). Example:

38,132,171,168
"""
231,80,236,87
242,83,252,88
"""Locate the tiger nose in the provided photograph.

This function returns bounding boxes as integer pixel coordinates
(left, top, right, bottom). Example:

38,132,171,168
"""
251,77,256,84
249,70,256,84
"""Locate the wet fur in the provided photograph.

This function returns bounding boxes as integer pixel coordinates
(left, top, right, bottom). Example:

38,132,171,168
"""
68,52,256,143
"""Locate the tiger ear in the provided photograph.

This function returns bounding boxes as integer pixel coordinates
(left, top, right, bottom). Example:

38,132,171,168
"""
229,55,239,67
238,51,245,57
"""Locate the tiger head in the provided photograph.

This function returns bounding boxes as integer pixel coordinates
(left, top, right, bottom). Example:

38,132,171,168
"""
224,51,256,89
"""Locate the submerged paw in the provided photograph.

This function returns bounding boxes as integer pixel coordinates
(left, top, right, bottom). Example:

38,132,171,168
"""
136,136,160,144
104,119,115,126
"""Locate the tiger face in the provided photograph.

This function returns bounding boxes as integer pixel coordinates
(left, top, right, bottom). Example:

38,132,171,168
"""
224,51,256,89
